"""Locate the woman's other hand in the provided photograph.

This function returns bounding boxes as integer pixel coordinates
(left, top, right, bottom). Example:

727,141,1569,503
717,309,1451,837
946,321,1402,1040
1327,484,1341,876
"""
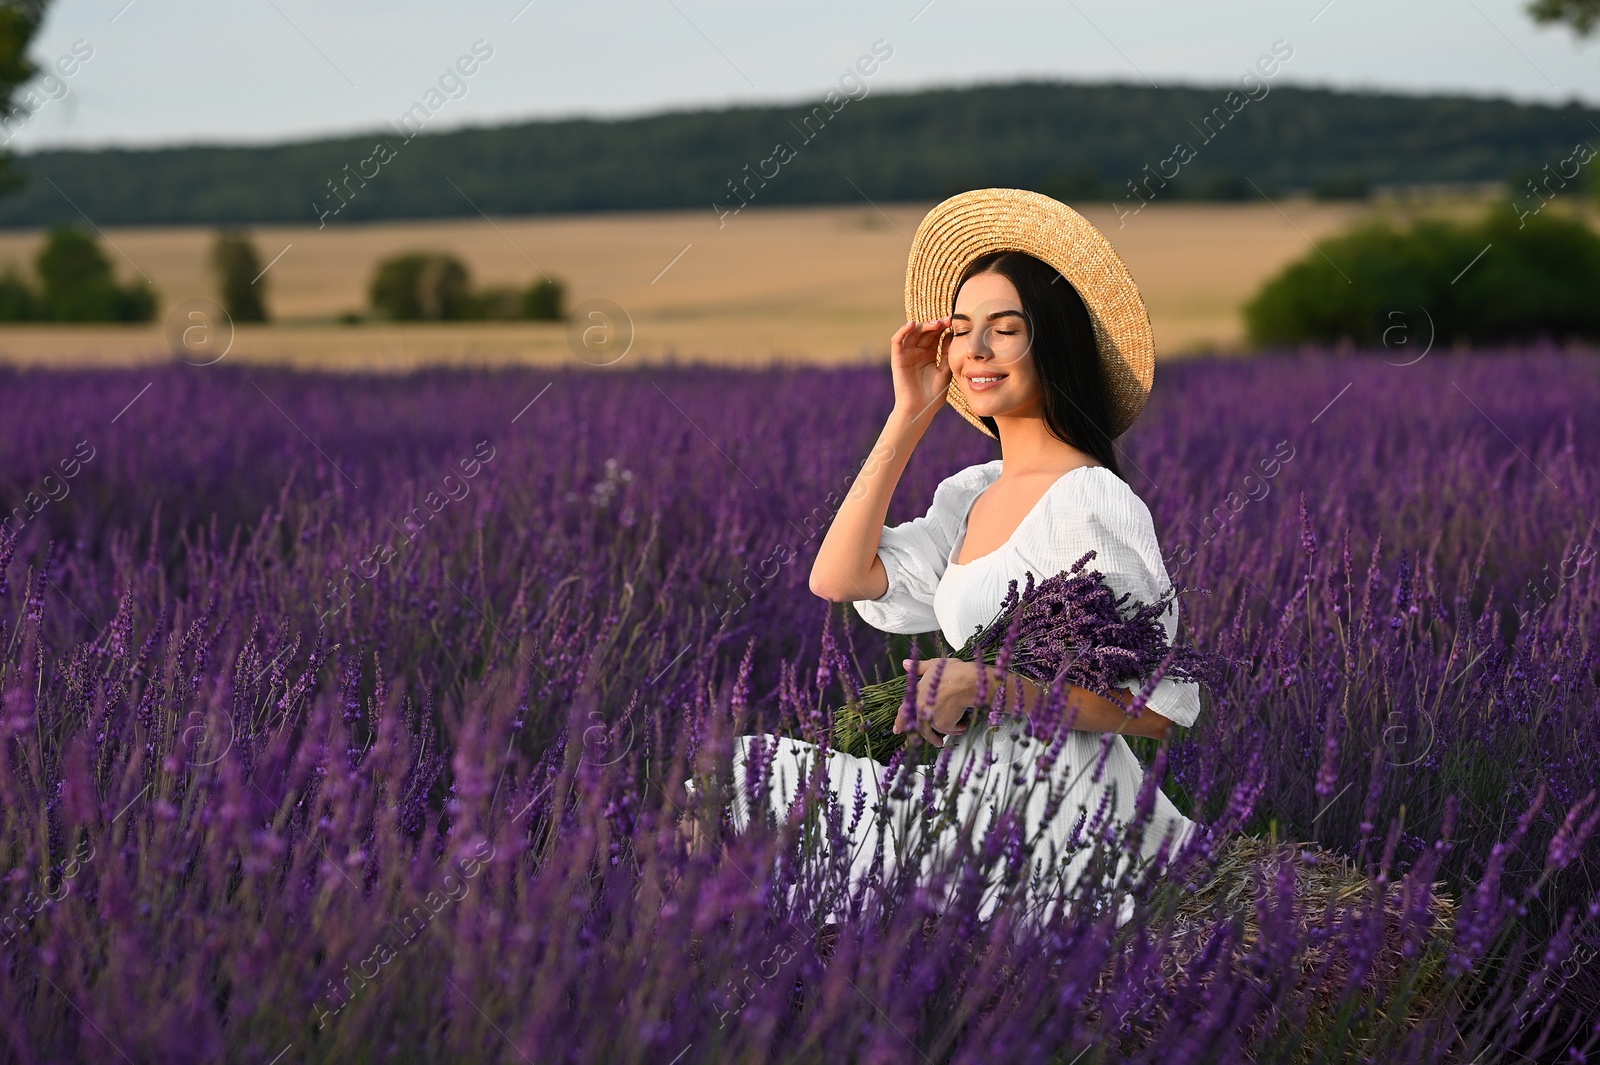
889,317,953,425
893,657,976,749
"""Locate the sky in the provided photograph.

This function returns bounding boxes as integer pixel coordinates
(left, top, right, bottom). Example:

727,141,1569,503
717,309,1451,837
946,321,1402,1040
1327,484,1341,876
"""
11,0,1600,153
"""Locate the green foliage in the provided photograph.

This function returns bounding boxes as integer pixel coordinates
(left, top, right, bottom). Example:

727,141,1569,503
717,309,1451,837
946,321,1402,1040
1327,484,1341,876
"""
0,225,158,322
118,283,156,322
211,229,268,322
0,0,51,197
519,277,564,321
467,285,520,321
369,252,472,321
2,225,156,322
1313,170,1372,200
1182,171,1253,200
36,225,115,320
1244,206,1600,348
0,264,32,318
1506,153,1600,214
1040,166,1112,202
369,251,565,322
2,84,1600,225
1527,0,1600,34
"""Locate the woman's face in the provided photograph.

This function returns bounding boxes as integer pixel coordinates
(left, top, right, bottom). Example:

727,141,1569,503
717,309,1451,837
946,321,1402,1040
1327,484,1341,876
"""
948,269,1040,419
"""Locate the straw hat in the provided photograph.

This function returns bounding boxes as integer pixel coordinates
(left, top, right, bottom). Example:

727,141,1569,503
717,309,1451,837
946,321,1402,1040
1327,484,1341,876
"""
903,188,1156,439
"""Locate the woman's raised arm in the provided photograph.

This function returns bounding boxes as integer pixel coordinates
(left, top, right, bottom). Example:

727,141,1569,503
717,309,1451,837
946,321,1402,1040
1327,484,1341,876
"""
809,317,952,603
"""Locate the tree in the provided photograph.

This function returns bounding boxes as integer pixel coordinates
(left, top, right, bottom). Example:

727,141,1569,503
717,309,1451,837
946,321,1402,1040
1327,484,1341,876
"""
36,225,120,320
520,276,564,320
0,264,31,319
369,252,473,320
33,226,155,322
212,229,268,322
465,285,520,320
1243,206,1600,348
1040,167,1111,202
1528,0,1600,34
0,0,51,197
1312,171,1372,201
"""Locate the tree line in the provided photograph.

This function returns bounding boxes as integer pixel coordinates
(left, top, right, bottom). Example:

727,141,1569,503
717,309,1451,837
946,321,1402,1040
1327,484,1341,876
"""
0,227,565,325
1,82,1599,227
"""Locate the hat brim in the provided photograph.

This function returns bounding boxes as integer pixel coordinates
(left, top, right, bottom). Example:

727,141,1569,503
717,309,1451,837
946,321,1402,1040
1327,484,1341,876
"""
903,188,1155,440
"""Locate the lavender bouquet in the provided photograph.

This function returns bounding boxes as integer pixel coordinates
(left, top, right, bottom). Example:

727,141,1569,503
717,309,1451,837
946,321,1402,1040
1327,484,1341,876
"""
831,550,1225,764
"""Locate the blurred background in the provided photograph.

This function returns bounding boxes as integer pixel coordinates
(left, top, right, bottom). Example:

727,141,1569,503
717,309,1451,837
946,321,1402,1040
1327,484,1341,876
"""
0,0,1598,368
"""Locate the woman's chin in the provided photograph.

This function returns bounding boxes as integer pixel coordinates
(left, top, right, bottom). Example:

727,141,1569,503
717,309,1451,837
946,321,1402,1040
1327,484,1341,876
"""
961,394,1004,416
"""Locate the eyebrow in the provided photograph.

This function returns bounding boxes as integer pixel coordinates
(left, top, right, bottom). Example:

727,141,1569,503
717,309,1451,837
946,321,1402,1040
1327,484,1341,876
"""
950,309,1025,322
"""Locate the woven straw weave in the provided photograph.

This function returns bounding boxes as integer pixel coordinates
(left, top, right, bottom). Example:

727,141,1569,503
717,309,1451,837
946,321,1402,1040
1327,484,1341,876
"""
903,187,1156,439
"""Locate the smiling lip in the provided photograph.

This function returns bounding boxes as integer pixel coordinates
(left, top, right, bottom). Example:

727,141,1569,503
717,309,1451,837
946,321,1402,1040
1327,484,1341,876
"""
965,373,1007,393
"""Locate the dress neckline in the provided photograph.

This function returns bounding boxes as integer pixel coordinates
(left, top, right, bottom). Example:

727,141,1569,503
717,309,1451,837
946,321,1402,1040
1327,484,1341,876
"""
947,463,1102,568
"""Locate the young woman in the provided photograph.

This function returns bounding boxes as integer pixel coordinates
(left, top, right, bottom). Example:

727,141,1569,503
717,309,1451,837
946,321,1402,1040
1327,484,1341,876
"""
698,189,1203,929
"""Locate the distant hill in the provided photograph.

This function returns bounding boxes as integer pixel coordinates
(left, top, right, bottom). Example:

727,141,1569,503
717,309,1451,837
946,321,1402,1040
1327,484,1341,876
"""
2,79,1596,228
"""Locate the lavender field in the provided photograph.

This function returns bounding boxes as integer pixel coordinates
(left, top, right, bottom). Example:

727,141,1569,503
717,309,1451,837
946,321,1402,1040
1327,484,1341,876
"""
1,350,1597,1064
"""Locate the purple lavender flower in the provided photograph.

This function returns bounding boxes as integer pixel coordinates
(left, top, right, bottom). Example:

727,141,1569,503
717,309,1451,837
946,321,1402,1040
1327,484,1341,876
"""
832,550,1227,763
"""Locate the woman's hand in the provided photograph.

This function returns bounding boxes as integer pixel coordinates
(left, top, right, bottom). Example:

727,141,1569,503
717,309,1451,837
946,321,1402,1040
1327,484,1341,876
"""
893,657,977,749
889,317,953,425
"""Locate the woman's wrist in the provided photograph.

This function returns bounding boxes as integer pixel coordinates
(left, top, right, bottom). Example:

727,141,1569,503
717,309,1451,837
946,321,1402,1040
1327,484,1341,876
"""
886,406,935,439
969,660,1024,718
964,666,1169,739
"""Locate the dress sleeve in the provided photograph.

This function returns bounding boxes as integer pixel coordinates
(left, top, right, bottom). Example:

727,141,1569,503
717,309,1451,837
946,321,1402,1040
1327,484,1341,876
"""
850,466,988,635
1013,473,1202,729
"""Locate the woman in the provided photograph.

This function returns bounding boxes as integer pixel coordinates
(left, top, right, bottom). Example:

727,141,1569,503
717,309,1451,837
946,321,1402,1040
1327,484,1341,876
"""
698,189,1202,930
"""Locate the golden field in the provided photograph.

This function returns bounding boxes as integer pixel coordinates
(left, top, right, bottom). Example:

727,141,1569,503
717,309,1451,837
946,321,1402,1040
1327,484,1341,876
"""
0,192,1506,372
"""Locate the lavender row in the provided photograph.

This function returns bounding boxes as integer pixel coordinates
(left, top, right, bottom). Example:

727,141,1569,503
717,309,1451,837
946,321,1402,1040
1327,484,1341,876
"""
0,349,1595,1062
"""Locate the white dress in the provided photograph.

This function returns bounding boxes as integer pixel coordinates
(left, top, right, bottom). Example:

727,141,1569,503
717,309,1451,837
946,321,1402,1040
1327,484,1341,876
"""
707,460,1202,929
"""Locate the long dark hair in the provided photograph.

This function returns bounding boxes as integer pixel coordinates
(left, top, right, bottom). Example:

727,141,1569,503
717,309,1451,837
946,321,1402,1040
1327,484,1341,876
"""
953,250,1123,480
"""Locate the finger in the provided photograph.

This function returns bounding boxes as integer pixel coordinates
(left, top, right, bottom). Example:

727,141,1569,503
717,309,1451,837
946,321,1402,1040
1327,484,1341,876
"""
911,318,949,350
895,660,916,734
933,706,969,738
894,690,921,734
906,688,931,747
900,319,940,352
